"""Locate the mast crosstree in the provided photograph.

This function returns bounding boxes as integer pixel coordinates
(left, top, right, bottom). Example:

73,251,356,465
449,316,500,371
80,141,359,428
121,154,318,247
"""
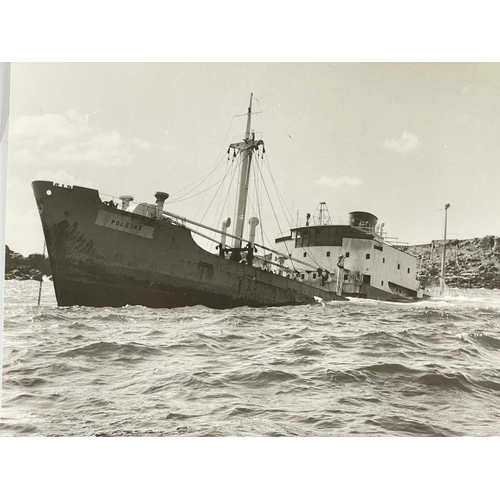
228,93,264,261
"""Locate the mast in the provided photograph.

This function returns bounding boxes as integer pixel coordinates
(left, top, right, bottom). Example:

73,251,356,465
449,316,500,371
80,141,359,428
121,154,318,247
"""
229,93,264,261
313,201,331,226
440,203,450,295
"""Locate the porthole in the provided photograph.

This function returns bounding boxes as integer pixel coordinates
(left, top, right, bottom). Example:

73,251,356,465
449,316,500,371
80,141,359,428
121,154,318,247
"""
46,190,52,196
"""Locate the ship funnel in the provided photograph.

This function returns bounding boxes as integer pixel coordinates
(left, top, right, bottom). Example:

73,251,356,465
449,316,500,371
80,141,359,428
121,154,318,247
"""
349,211,378,230
119,195,134,210
155,191,169,219
247,217,260,265
219,217,231,257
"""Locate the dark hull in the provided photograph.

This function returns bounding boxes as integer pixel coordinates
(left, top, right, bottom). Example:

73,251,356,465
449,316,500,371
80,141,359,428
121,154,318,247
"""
343,285,428,303
344,284,420,302
33,181,345,308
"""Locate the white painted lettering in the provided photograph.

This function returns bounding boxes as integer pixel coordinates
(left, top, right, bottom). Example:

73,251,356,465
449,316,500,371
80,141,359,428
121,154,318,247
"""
95,210,154,239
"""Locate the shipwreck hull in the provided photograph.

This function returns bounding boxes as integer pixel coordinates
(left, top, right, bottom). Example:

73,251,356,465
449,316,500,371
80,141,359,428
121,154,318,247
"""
32,181,344,308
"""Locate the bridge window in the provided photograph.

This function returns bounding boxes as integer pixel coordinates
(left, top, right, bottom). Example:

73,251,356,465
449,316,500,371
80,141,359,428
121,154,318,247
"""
366,253,370,260
345,252,350,258
326,251,330,257
407,268,410,273
302,228,309,247
381,280,384,286
295,230,302,247
303,252,307,258
398,264,401,270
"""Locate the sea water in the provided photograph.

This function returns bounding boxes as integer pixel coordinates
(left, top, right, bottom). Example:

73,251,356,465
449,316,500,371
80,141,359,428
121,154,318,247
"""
1,280,500,437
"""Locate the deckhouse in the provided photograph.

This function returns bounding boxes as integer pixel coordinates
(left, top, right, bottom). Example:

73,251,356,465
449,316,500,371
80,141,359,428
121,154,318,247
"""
275,204,422,300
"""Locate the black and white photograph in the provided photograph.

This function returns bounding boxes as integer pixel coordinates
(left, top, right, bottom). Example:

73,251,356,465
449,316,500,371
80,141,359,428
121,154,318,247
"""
3,61,500,440
0,6,498,497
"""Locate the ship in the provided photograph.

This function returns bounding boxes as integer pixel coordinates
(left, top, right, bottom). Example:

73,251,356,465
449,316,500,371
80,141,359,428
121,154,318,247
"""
32,94,424,308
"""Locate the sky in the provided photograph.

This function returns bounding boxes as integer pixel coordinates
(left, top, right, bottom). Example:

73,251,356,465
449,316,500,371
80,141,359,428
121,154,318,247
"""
5,62,500,256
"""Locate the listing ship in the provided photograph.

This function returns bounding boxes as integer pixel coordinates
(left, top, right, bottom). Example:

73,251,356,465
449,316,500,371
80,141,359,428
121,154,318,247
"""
32,95,423,308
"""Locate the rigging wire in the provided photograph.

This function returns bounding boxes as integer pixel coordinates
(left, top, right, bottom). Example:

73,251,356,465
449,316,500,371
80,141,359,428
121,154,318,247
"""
252,156,298,273
197,157,235,226
179,99,248,245
168,154,228,203
253,94,347,224
206,150,242,251
247,193,279,267
168,96,249,203
257,142,327,273
204,156,231,227
262,152,294,227
256,95,349,213
194,157,222,221
249,155,264,245
250,154,272,265
168,159,239,205
194,113,249,221
177,95,324,276
208,156,239,252
256,156,266,252
301,245,323,270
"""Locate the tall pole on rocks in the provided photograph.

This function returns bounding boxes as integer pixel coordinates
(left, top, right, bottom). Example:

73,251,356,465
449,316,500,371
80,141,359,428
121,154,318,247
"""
440,203,450,295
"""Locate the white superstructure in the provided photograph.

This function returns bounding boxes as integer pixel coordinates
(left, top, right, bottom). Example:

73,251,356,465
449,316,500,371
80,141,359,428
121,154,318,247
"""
275,208,423,300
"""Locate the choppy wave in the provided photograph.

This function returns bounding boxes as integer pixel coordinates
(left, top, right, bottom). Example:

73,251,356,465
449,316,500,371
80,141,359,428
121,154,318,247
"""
2,281,500,436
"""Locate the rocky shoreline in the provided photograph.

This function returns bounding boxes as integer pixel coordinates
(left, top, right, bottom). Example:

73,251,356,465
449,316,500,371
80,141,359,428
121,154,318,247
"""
4,245,51,282
401,235,500,290
5,236,500,290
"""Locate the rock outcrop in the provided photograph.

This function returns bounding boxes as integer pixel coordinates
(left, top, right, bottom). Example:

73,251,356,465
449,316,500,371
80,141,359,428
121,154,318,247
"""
4,245,51,281
401,236,500,290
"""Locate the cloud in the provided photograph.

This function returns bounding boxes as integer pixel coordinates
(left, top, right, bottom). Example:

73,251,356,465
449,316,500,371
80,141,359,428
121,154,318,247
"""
384,132,419,153
10,111,91,146
315,175,362,190
132,137,151,149
9,111,149,167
